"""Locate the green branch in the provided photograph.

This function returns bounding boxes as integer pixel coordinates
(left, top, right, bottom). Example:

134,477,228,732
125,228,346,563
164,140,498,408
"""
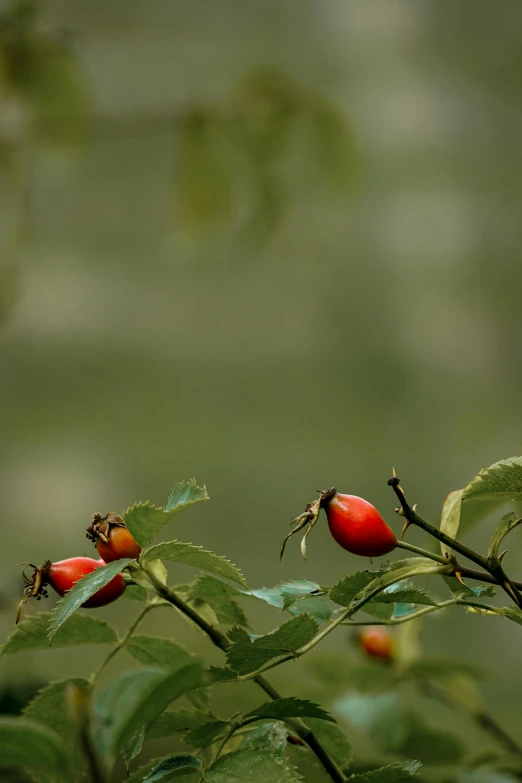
388,476,522,609
90,600,163,687
143,566,346,783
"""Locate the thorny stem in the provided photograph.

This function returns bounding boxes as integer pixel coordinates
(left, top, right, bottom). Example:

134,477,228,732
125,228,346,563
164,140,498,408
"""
90,601,161,687
143,567,346,783
388,476,522,609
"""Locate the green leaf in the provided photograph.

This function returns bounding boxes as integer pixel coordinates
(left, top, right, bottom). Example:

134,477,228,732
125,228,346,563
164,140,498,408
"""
289,596,333,622
124,584,150,602
239,722,288,755
304,719,352,770
248,583,331,622
184,720,230,749
149,710,212,739
348,760,421,781
351,559,449,613
209,666,238,683
188,576,249,628
23,678,89,783
442,576,496,599
373,586,436,607
333,692,408,752
93,664,206,766
439,488,463,555
1,612,118,655
328,570,380,607
278,581,323,611
142,754,203,781
124,479,209,548
462,457,522,503
226,615,318,675
0,717,68,777
48,559,132,641
142,542,246,587
205,748,302,783
244,697,335,723
488,512,522,559
362,602,394,620
127,636,199,672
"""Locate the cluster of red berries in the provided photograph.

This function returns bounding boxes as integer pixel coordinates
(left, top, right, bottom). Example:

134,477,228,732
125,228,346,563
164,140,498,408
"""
16,513,141,623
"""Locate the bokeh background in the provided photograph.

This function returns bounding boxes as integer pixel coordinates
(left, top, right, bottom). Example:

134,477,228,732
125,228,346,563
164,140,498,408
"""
1,0,522,779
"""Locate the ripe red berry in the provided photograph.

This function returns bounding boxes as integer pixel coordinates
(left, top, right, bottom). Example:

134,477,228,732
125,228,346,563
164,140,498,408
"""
358,626,394,661
322,490,397,558
16,557,126,623
86,512,141,562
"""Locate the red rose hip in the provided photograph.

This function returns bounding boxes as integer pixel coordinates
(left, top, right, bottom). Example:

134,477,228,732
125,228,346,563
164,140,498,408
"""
86,512,141,562
16,557,126,623
322,490,397,557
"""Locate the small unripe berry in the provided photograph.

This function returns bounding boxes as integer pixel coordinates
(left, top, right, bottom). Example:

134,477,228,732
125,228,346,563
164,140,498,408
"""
358,626,394,661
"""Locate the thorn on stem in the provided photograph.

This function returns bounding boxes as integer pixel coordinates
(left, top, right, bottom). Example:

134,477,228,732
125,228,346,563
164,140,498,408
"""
401,519,412,539
499,550,507,563
454,570,466,587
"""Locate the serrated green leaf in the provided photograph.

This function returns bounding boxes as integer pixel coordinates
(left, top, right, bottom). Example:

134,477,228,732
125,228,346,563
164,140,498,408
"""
124,479,209,548
1,612,118,655
226,615,318,675
304,719,353,770
442,576,496,599
244,697,335,723
239,722,288,755
93,664,206,766
373,586,436,607
361,601,394,620
440,489,463,555
348,760,421,781
289,596,333,622
124,584,150,602
334,692,408,752
488,512,522,559
0,717,69,777
48,559,131,641
209,666,238,683
142,541,246,587
278,581,323,610
205,747,302,783
127,636,199,672
23,678,89,783
188,576,249,628
351,559,449,614
184,720,230,749
149,709,212,739
247,583,331,622
329,570,381,607
123,728,146,768
487,606,522,625
462,457,522,503
142,754,203,781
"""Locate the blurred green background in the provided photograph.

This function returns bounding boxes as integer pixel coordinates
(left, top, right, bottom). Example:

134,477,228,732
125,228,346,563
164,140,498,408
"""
1,0,522,777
